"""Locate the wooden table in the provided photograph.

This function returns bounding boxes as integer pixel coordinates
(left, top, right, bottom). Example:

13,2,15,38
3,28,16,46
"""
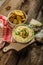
0,0,43,65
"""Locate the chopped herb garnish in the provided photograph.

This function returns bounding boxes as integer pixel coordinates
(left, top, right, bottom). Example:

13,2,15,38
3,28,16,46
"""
15,31,20,35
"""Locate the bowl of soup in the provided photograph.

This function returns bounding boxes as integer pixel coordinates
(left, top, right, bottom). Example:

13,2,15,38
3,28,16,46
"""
12,25,34,43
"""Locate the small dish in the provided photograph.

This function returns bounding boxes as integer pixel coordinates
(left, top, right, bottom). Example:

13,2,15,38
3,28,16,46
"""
12,24,34,43
7,10,27,28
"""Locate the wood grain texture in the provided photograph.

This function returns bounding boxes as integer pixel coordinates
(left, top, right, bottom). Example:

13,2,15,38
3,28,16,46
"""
27,0,43,21
0,0,23,16
0,0,23,65
0,0,43,65
17,4,43,65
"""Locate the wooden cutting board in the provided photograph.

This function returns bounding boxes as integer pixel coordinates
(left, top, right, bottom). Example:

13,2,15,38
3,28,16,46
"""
3,39,35,52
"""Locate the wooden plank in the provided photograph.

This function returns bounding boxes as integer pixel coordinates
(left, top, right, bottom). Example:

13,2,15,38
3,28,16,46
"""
37,5,43,24
0,0,23,16
0,50,12,65
27,0,43,21
5,51,19,65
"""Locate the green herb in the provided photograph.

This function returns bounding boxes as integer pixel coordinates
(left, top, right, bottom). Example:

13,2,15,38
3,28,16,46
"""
20,28,29,38
15,31,20,35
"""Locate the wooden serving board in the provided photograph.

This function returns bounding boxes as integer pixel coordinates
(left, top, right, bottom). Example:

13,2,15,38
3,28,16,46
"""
3,39,35,52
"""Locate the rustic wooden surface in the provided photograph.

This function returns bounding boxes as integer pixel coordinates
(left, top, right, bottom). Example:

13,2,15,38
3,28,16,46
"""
0,0,43,65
